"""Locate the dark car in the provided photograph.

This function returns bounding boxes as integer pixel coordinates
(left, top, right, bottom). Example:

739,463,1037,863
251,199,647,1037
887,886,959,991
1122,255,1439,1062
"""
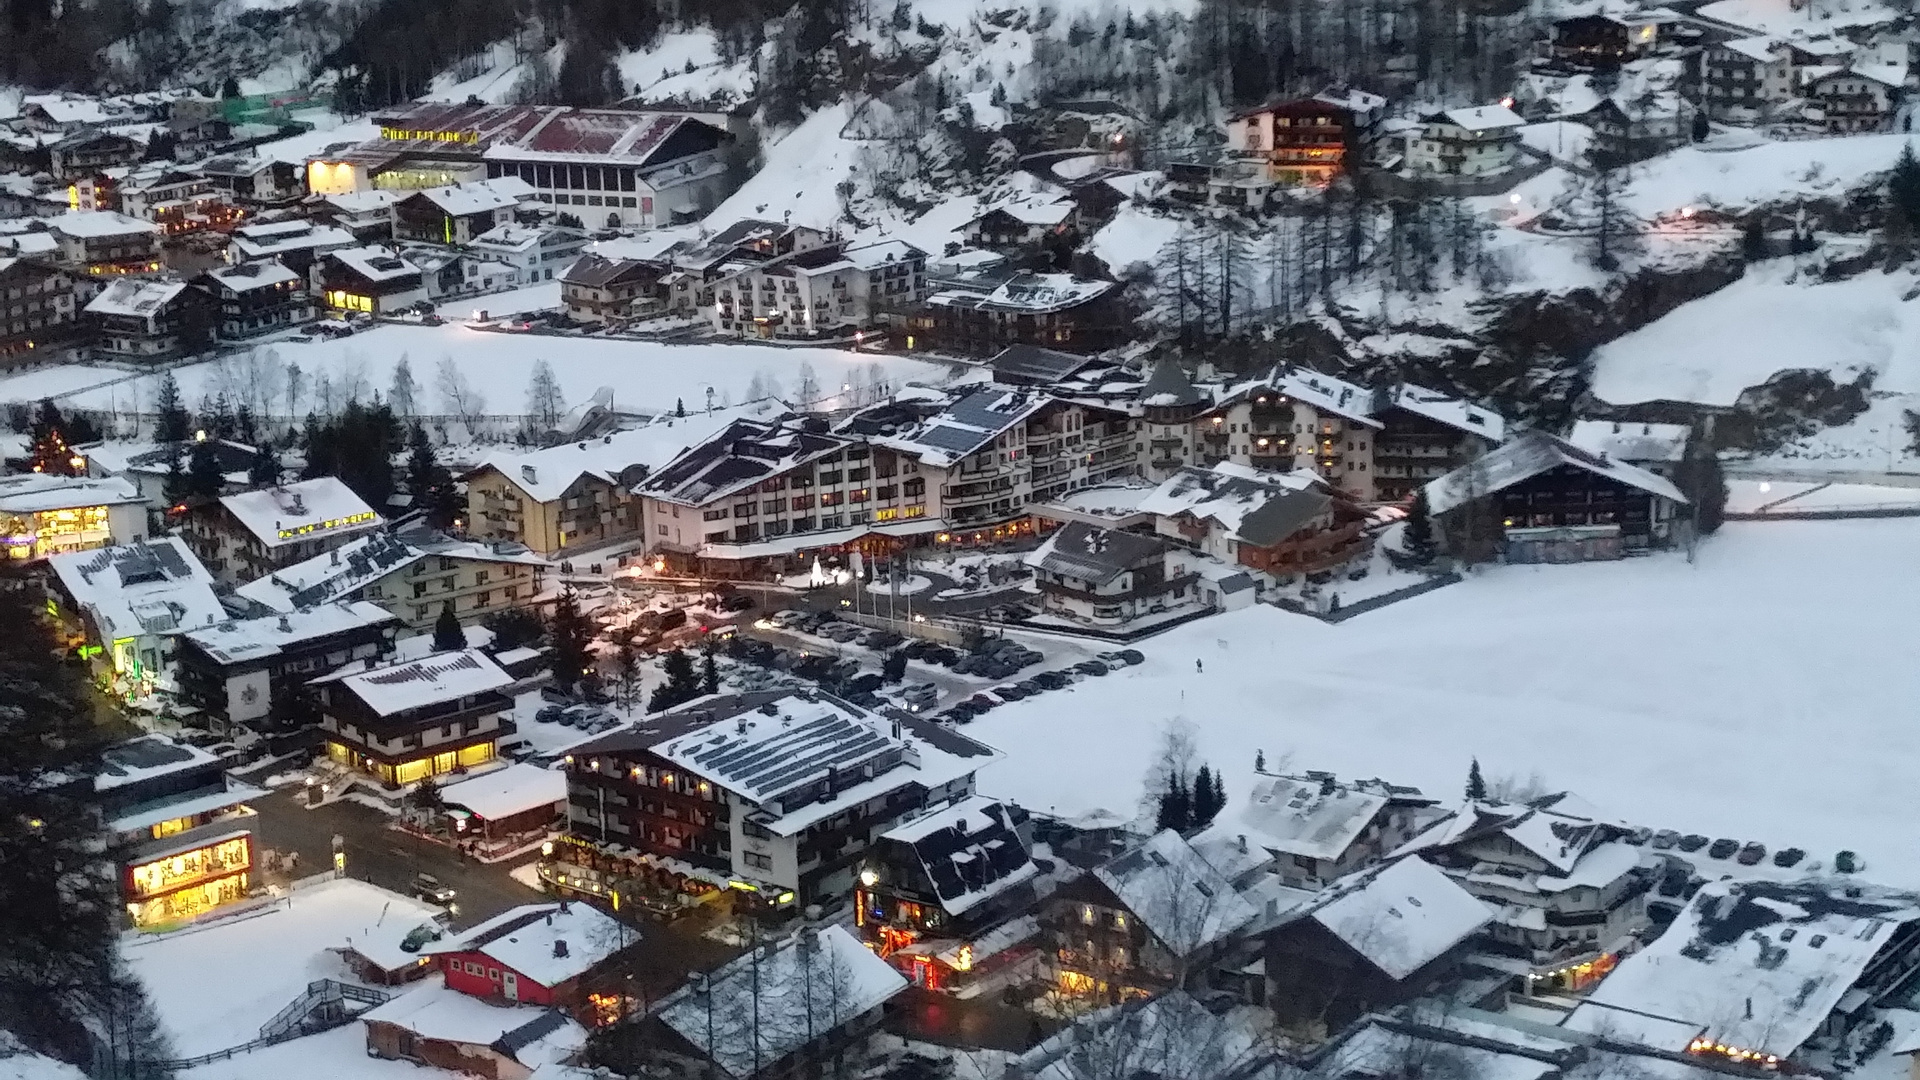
1649,829,1680,850
1624,826,1652,846
904,640,933,660
925,646,959,666
1113,649,1145,666
1773,847,1806,867
411,873,458,910
1073,660,1109,677
1034,671,1073,690
995,684,1031,701
965,694,1000,712
1707,838,1739,859
845,673,885,695
864,630,905,649
1736,842,1767,865
539,686,574,705
535,705,567,724
719,594,755,612
1017,678,1047,695
1676,834,1709,852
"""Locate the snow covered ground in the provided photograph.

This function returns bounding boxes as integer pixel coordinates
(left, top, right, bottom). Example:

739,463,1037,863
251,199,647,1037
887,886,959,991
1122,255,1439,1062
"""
618,29,756,106
971,519,1920,886
0,324,964,422
1590,262,1920,407
1620,133,1912,220
436,281,560,318
1698,0,1897,35
176,1025,421,1080
254,111,382,165
123,879,443,1056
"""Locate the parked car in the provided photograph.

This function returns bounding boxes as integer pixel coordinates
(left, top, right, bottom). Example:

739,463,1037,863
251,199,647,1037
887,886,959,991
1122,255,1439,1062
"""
1676,834,1709,852
1773,847,1806,868
1707,838,1740,860
864,630,905,649
535,705,567,724
940,704,978,724
1112,649,1145,666
411,874,458,909
718,593,755,612
1649,829,1680,850
1736,842,1767,865
994,684,1031,701
1034,670,1074,690
1073,660,1110,677
1624,826,1652,846
965,693,1001,712
845,673,885,695
1016,678,1047,695
769,610,806,628
540,686,575,705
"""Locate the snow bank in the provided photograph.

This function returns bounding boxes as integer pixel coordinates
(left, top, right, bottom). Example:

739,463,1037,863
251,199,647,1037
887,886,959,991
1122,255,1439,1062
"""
618,30,755,105
1622,133,1912,219
1088,204,1180,274
705,105,858,231
176,1025,422,1080
1698,0,1897,35
0,323,960,421
970,518,1920,886
1591,263,1920,406
123,879,443,1056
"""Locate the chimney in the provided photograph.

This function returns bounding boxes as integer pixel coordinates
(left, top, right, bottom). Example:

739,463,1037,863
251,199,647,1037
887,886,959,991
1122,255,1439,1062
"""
1238,834,1248,855
277,614,291,633
1745,997,1753,1020
553,939,569,959
331,548,340,565
522,465,538,485
545,913,553,925
558,899,570,914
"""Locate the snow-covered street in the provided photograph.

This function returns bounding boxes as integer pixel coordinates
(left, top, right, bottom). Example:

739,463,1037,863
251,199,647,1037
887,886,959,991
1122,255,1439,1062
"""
971,519,1920,885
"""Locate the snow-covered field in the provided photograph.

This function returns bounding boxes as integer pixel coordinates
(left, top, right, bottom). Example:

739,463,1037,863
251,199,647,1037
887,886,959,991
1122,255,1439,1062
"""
971,518,1920,886
177,1026,422,1080
123,879,442,1056
1590,262,1920,407
0,325,964,421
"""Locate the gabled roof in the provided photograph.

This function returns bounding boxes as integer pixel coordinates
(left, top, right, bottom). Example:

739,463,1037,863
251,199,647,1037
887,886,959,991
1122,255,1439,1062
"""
425,901,629,987
1025,521,1170,586
1140,359,1205,408
640,415,846,507
1014,991,1258,1080
218,477,381,550
1275,367,1382,428
0,473,144,513
229,219,356,258
1567,419,1690,464
48,210,158,239
1299,856,1491,980
881,796,1036,916
202,259,300,292
560,252,667,288
1238,772,1391,863
83,278,191,318
873,384,1055,468
1429,105,1526,132
1139,462,1330,547
335,648,513,717
327,244,421,284
1586,879,1920,1059
654,925,906,1080
1421,431,1687,516
360,980,586,1065
1376,383,1505,442
992,344,1103,386
1094,829,1259,957
46,537,224,643
1393,792,1628,878
179,601,396,666
399,177,529,217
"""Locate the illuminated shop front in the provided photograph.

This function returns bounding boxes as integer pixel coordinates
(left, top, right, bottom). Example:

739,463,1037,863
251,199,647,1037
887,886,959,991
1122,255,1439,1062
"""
327,738,496,785
124,830,253,928
4,505,112,559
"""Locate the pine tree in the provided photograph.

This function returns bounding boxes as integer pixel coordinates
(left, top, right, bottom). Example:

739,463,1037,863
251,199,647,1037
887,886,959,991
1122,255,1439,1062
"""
406,422,458,529
547,584,593,691
612,635,642,712
1403,490,1438,565
882,649,908,682
1254,748,1266,773
186,438,224,499
1155,773,1191,832
162,452,188,507
248,438,281,487
27,400,79,476
432,601,464,652
1742,216,1767,263
702,649,719,696
1192,764,1224,827
1466,757,1488,800
1890,143,1920,243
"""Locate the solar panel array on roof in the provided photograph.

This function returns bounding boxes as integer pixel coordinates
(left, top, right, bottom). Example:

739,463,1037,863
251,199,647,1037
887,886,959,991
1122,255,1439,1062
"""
678,713,891,801
917,424,993,455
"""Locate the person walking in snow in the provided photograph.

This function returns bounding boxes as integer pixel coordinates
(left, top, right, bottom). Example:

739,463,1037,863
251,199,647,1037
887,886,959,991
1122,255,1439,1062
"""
1195,658,1203,674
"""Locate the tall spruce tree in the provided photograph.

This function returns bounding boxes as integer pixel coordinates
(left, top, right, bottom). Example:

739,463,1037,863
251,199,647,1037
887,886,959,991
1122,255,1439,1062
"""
248,438,281,487
1403,490,1438,565
1155,773,1191,832
432,601,464,652
1466,757,1488,800
27,399,79,476
155,372,190,444
547,584,593,691
186,438,224,499
406,423,459,529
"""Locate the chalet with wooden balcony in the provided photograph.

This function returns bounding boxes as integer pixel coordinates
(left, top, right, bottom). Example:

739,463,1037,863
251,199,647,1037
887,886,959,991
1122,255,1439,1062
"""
315,648,518,786
1423,431,1690,563
1139,462,1372,582
1224,92,1382,186
549,692,996,916
1368,383,1505,502
1042,829,1258,1003
1025,521,1198,626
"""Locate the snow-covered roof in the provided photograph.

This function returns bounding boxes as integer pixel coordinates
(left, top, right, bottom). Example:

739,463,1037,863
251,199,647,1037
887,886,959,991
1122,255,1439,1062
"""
974,197,1072,228
46,537,224,643
180,601,397,666
203,260,300,292
843,238,925,271
477,411,757,503
322,189,400,214
219,477,381,550
107,779,265,834
1585,879,1920,1060
329,244,421,283
230,220,356,258
1322,1016,1561,1080
1721,36,1784,62
1378,383,1506,442
425,901,630,987
1026,521,1171,586
438,762,566,821
1239,772,1391,864
1140,463,1329,548
1276,367,1383,428
92,734,220,793
1304,856,1491,980
1315,85,1388,114
926,271,1117,315
360,980,586,1065
1562,1000,1707,1052
337,648,513,717
1014,991,1259,1080
470,221,561,252
1434,105,1526,132
49,210,158,239
655,925,906,1080
1140,359,1206,408
25,95,116,126
0,473,144,514
645,694,995,837
1567,419,1690,464
880,795,1037,916
1396,792,1629,877
236,530,541,613
83,278,188,318
1422,431,1687,516
639,415,847,508
1094,829,1260,957
873,384,1055,468
402,177,529,217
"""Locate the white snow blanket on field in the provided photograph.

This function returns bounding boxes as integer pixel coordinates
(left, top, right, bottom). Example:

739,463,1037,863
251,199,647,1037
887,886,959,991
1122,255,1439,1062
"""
971,519,1920,887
